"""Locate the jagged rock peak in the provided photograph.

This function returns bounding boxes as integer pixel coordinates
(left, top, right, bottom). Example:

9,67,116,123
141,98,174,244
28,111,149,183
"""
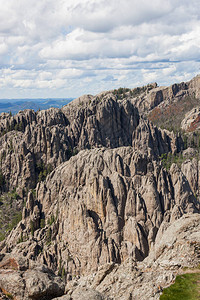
2,146,199,278
0,91,183,194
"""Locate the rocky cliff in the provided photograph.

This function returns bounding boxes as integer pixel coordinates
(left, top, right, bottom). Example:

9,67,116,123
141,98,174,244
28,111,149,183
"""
0,76,200,299
0,91,182,193
147,74,200,132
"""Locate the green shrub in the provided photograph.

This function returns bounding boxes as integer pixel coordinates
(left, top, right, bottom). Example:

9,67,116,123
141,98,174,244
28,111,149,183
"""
61,267,66,279
72,148,78,156
17,232,23,244
113,87,130,99
0,150,6,163
12,192,20,200
14,121,23,132
8,211,22,231
160,152,185,170
0,169,5,192
30,220,34,236
5,292,14,299
46,227,52,245
9,139,14,152
130,86,147,97
36,161,53,182
40,218,45,228
66,146,79,159
0,232,5,241
48,214,55,226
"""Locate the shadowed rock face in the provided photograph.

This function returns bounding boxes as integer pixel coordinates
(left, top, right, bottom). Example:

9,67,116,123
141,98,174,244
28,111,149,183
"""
0,97,139,191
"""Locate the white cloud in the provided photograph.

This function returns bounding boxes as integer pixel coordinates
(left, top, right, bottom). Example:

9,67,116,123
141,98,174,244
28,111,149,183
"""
0,43,8,55
0,0,199,98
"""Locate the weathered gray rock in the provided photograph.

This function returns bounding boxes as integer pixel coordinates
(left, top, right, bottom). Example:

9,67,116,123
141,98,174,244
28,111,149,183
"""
60,214,200,300
0,76,200,299
24,267,64,299
132,74,200,115
0,91,182,193
0,256,65,300
71,288,105,300
181,106,200,131
2,145,199,280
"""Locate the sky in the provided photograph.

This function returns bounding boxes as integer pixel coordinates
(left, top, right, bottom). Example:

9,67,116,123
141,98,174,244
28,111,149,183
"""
0,0,199,99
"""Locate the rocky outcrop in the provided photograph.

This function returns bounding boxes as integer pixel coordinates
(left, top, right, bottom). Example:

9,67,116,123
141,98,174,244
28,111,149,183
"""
0,96,139,191
181,106,200,131
132,118,183,156
0,94,182,193
137,75,200,114
188,74,200,99
181,157,200,195
146,75,200,133
1,146,199,281
0,256,65,300
54,213,200,300
0,75,200,299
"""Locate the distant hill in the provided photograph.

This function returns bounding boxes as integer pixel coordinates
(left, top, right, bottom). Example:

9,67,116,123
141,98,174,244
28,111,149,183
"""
0,98,74,114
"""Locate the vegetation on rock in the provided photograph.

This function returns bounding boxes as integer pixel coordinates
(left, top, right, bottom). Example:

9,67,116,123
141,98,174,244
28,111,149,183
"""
0,189,22,241
160,273,200,300
160,152,185,170
36,161,53,182
148,95,199,133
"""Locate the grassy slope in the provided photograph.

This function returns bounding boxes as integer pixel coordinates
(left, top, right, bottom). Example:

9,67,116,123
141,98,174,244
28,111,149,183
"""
160,273,200,300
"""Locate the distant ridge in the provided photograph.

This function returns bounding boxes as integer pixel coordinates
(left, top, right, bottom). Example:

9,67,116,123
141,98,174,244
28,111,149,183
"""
0,98,74,114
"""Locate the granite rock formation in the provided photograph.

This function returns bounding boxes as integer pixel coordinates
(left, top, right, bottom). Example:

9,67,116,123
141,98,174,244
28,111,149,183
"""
0,75,200,299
